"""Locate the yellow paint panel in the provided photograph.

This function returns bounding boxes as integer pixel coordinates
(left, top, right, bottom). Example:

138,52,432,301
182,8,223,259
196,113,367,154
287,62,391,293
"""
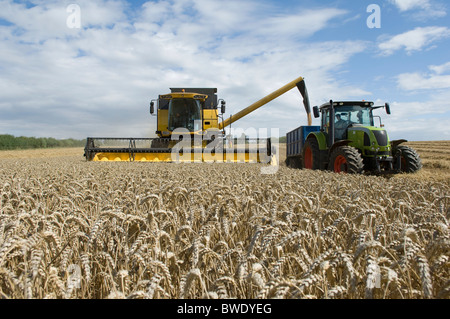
93,152,173,162
203,109,219,130
157,109,169,136
91,151,269,163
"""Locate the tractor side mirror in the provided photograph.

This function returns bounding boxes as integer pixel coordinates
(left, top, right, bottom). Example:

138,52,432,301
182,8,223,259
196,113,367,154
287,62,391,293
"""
150,101,155,114
385,103,391,115
221,100,226,114
313,106,320,118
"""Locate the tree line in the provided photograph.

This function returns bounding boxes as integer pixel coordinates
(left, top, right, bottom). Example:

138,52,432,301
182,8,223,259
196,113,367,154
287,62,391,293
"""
0,134,85,150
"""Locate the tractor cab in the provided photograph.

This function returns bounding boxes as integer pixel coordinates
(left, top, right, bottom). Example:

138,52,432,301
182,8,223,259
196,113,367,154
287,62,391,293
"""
315,101,383,142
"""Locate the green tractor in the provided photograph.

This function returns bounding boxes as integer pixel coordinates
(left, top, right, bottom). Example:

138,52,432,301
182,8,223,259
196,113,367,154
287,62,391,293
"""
286,100,422,174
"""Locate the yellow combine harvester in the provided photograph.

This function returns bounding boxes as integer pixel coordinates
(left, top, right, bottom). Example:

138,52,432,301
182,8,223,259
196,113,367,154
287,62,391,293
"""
84,76,311,163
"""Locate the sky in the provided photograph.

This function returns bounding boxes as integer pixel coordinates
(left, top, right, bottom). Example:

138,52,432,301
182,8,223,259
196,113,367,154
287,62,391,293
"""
0,0,449,141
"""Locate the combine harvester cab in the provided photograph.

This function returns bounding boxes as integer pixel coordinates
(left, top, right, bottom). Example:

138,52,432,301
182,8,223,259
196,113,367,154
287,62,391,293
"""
85,76,313,164
286,100,422,174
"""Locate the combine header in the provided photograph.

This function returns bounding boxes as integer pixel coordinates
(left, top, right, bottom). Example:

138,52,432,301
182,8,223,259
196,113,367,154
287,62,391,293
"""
84,76,312,163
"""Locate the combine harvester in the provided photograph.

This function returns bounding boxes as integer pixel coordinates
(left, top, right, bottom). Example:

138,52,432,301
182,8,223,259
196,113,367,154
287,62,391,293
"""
84,76,312,164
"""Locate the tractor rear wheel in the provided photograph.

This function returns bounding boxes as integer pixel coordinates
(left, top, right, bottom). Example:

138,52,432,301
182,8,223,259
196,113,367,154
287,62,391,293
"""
395,145,422,173
328,146,364,174
302,138,321,170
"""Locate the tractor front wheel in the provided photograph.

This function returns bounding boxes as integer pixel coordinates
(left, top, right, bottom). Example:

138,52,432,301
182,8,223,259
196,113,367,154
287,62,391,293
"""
328,146,364,174
395,145,422,173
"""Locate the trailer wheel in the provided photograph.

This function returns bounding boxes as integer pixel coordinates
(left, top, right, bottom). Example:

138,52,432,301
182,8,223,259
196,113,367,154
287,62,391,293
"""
302,138,321,170
395,145,422,173
328,146,364,174
286,156,302,169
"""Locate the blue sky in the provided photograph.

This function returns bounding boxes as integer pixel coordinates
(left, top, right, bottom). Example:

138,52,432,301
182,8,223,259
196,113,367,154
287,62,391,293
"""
0,0,449,141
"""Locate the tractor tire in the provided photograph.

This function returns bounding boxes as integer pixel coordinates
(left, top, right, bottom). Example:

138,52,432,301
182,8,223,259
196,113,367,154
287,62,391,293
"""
396,145,422,173
328,146,364,174
285,157,292,168
302,138,321,170
286,156,302,169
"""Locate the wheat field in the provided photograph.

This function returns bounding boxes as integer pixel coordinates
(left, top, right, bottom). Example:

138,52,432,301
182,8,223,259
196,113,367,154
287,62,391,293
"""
0,142,448,299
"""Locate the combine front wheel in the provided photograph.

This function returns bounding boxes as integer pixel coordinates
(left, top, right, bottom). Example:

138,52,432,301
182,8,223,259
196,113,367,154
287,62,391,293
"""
328,146,364,174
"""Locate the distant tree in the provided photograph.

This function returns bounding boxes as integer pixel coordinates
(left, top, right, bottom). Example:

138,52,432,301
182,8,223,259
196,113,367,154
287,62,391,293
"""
0,135,14,149
0,134,85,150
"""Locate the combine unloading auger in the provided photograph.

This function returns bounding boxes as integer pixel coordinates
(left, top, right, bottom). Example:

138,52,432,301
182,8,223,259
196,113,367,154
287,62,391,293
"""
84,76,311,162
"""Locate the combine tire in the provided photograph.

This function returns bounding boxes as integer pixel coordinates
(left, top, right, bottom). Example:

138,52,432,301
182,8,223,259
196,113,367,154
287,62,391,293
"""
328,146,364,174
302,138,321,170
396,145,422,173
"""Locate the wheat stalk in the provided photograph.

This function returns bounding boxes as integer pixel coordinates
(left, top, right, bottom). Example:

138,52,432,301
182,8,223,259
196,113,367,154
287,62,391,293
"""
0,148,448,299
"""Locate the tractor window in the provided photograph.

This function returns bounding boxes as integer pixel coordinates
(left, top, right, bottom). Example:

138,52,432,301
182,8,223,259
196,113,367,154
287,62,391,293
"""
322,109,330,133
359,109,373,126
332,105,374,140
168,99,202,132
335,106,373,127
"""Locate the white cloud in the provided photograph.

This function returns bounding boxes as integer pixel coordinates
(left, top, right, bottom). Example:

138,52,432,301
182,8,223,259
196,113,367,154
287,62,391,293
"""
255,8,347,40
387,65,450,139
397,72,450,90
397,63,450,91
396,61,450,91
390,0,431,12
381,93,450,141
0,0,445,142
389,0,447,20
429,61,450,74
0,0,364,139
378,26,450,56
0,0,127,43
